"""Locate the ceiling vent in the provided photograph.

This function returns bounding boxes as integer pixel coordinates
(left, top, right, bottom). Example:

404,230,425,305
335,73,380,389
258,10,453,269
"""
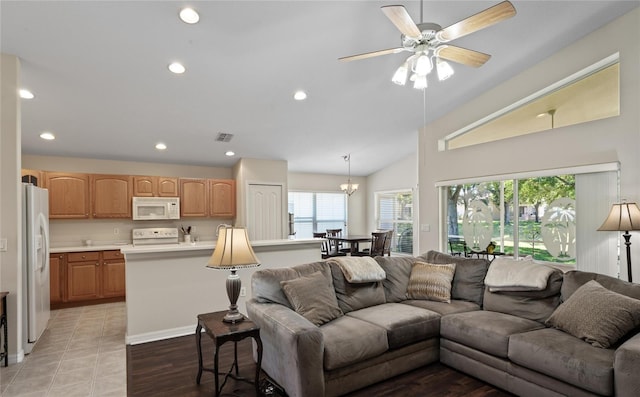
216,132,234,142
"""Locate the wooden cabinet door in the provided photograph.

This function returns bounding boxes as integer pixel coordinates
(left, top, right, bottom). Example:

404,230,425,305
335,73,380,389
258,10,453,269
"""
44,172,91,219
133,176,155,197
67,252,101,301
209,179,236,218
102,251,125,298
157,177,179,197
49,253,65,304
92,175,133,218
180,178,208,217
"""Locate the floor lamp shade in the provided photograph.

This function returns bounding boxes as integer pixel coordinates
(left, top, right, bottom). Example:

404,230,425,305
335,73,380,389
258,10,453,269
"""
598,202,640,283
207,227,260,323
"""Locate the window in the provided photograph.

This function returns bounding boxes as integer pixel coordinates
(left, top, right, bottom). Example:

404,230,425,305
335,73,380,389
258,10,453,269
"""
376,191,413,254
439,164,619,276
288,192,346,239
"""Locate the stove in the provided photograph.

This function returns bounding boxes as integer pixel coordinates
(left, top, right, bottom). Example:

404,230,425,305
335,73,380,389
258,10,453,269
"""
132,227,179,246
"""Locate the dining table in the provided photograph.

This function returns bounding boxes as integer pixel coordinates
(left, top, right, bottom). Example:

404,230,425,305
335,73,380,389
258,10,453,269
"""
325,235,372,256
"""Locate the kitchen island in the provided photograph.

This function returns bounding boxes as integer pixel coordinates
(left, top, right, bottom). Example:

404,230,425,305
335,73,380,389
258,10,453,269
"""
121,239,322,345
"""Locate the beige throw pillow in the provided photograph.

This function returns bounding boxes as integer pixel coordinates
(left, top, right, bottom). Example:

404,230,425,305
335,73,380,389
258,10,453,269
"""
407,261,456,303
546,280,640,348
281,268,343,326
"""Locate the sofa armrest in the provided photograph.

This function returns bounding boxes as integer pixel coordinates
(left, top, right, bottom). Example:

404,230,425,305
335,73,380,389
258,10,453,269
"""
614,332,640,397
246,299,325,397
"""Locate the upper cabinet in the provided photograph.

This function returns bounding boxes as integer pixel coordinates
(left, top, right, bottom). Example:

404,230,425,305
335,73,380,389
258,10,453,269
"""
133,176,179,197
44,172,91,219
180,178,209,217
91,175,132,218
22,169,44,187
209,179,236,218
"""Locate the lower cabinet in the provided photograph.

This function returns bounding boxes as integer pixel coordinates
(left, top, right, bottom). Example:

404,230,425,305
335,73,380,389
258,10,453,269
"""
51,250,125,308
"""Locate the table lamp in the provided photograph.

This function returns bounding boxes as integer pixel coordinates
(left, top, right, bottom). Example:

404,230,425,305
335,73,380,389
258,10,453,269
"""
598,202,640,283
207,226,260,323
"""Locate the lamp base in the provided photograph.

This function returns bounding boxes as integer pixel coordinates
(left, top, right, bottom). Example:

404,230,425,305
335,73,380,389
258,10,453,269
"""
223,268,245,323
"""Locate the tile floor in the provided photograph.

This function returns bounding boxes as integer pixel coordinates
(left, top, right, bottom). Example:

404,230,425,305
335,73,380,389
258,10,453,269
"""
0,302,126,397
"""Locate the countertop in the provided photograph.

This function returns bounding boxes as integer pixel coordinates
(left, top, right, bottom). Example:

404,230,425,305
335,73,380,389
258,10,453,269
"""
50,238,322,254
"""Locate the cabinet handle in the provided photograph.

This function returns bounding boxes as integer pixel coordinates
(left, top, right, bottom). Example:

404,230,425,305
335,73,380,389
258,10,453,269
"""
82,255,86,259
59,255,63,259
96,262,100,266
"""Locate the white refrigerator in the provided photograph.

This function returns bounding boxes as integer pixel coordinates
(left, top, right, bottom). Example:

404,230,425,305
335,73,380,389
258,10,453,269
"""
22,183,51,354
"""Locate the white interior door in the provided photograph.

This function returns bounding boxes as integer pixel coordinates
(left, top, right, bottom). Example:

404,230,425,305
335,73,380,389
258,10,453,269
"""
247,184,283,241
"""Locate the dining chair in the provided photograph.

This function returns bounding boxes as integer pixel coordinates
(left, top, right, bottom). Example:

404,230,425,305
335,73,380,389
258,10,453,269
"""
358,231,387,257
383,230,393,256
313,232,333,258
326,228,350,254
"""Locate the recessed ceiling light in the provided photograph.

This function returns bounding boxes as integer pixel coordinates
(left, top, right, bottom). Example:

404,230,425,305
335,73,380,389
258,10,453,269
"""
225,151,235,157
293,91,307,101
40,132,55,140
155,143,167,150
20,89,35,99
179,8,199,24
168,62,186,74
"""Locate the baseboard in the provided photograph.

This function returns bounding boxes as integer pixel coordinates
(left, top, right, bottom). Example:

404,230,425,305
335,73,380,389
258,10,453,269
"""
126,325,195,345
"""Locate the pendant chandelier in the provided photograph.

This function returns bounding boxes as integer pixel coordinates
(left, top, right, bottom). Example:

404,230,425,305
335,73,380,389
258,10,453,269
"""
340,154,359,196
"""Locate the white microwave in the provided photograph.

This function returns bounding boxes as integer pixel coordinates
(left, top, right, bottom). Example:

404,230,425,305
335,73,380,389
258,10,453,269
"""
132,197,180,220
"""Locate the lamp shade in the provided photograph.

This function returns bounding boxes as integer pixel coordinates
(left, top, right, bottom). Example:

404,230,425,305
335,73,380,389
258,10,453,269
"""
598,202,640,232
207,227,260,269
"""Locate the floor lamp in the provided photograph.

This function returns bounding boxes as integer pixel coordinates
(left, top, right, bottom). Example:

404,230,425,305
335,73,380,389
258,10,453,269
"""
598,202,640,283
207,226,260,323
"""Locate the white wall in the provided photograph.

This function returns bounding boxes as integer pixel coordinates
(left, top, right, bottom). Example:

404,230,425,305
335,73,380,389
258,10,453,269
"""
1,54,24,363
418,8,640,280
288,172,367,235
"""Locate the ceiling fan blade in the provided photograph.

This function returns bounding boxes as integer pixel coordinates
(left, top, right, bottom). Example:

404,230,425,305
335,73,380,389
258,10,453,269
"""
437,1,516,43
339,47,405,62
436,45,491,68
381,5,421,38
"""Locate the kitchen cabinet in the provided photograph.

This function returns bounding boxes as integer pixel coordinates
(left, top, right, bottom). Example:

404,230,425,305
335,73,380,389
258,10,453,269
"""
21,169,43,187
44,172,91,219
56,250,126,307
133,176,179,197
91,174,132,218
49,253,65,305
101,250,126,298
180,178,209,217
209,179,236,218
66,252,101,302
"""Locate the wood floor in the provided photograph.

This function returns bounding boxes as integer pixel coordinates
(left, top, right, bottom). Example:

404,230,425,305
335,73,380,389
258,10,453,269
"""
127,335,514,397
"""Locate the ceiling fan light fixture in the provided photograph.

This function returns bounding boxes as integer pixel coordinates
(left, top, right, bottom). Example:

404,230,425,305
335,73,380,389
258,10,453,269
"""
413,74,427,90
391,62,409,86
436,58,454,81
413,54,433,75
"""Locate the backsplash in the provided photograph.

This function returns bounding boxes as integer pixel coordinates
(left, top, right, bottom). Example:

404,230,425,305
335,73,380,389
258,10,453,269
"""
49,218,224,247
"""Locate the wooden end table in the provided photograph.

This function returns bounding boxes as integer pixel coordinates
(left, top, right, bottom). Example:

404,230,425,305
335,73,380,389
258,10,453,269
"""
0,292,8,367
195,311,263,396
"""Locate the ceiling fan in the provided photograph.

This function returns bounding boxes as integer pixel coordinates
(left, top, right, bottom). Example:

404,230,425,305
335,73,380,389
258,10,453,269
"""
339,1,516,89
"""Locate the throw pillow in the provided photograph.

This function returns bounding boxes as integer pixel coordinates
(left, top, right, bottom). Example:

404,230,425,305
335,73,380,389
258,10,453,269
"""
281,268,343,326
406,261,456,303
546,280,640,348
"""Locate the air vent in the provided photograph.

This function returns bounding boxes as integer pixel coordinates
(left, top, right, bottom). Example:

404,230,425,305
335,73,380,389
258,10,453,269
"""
216,133,234,142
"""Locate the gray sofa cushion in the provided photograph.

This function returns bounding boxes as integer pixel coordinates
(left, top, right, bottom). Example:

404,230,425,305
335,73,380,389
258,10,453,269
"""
441,311,544,358
509,328,615,396
403,299,480,316
320,315,389,371
561,270,640,301
482,268,563,323
374,256,414,303
329,261,386,313
546,280,640,348
252,261,330,308
346,303,440,349
418,251,490,306
281,268,344,326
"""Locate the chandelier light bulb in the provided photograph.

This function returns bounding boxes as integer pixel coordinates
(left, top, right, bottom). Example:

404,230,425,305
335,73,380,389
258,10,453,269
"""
436,58,454,81
391,62,409,86
414,54,433,76
413,74,427,90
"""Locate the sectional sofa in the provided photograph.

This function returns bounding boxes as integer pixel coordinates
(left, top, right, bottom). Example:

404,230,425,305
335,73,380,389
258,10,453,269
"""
246,251,640,397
